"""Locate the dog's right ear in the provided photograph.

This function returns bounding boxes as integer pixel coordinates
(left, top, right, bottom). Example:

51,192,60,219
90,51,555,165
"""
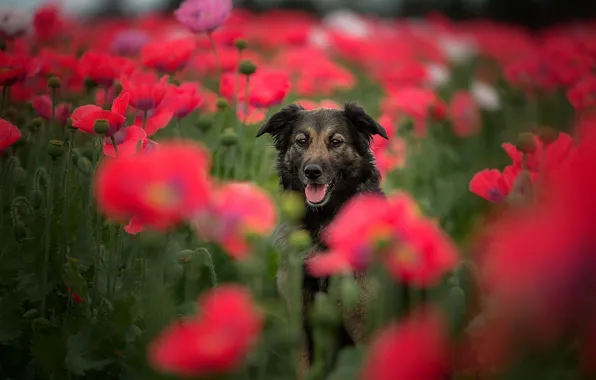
256,103,304,150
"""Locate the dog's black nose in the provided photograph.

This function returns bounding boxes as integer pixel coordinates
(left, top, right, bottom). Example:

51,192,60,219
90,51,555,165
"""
304,164,322,179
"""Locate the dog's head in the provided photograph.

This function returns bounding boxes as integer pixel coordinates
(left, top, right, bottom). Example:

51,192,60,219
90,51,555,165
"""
256,102,388,208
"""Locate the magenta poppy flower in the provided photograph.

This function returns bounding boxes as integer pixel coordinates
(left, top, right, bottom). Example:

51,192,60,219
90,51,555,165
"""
120,70,169,112
71,91,130,137
174,0,232,34
32,95,72,126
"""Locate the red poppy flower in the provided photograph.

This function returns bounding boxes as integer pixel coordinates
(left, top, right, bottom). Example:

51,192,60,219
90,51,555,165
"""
469,166,520,203
0,52,40,87
193,182,276,259
95,141,213,231
149,285,263,377
67,288,83,304
449,91,481,137
71,91,130,137
235,104,266,125
78,51,135,88
501,132,576,175
373,137,407,181
32,95,72,126
361,308,450,380
381,87,446,137
309,192,458,287
33,3,63,44
141,37,196,73
293,59,355,97
103,126,147,158
220,68,291,109
295,99,341,110
503,55,557,95
120,70,169,112
132,108,174,136
161,83,204,119
0,118,22,151
568,75,596,112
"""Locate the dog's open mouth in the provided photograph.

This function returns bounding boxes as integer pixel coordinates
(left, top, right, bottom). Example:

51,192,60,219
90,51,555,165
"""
305,183,332,206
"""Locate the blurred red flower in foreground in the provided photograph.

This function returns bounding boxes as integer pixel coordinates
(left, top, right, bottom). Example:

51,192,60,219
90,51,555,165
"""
78,52,135,87
0,118,22,151
161,83,204,119
95,141,212,231
193,182,276,259
32,95,72,126
309,192,458,287
141,37,196,73
149,285,263,377
71,91,130,137
0,52,40,87
175,0,233,34
361,308,450,380
120,70,169,112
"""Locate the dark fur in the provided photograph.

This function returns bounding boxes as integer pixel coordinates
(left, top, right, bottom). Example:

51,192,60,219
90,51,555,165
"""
256,102,388,370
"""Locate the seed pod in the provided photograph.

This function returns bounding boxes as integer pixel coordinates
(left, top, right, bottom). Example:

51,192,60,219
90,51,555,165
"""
196,117,213,132
537,126,559,146
280,191,305,222
289,230,311,251
47,140,65,159
47,76,61,89
216,98,228,110
516,132,537,154
234,38,248,51
238,59,257,76
93,119,110,135
220,128,238,147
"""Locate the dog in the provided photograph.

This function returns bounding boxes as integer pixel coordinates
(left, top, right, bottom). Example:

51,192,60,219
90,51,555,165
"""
256,101,389,376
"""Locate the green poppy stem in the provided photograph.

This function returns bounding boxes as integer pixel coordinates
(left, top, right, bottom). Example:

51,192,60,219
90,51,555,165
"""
207,31,222,95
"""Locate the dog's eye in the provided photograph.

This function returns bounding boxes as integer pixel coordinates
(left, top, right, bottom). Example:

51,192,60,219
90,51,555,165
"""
296,138,307,147
330,138,343,147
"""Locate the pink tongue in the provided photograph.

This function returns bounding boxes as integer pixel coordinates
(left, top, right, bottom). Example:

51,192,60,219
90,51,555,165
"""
305,184,328,203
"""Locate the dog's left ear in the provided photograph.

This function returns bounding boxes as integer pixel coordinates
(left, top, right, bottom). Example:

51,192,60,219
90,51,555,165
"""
256,103,304,150
343,101,389,141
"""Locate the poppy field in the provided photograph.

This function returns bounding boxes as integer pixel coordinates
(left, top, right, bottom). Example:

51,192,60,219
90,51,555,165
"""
1,0,596,379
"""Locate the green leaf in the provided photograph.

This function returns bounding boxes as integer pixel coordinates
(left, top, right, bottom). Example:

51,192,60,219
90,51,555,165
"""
30,330,67,378
325,347,366,380
64,326,114,376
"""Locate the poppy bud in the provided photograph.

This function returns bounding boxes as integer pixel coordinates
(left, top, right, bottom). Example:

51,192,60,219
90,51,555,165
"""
84,77,98,92
281,193,304,223
22,309,39,319
220,128,238,146
340,276,360,310
216,98,228,110
47,76,61,90
196,117,213,131
31,317,53,331
238,59,257,76
75,156,93,175
28,117,43,132
516,132,537,154
310,292,341,328
234,38,248,51
537,126,559,146
13,222,28,242
177,249,194,264
113,81,123,96
289,230,311,251
2,107,17,121
12,166,26,188
93,119,110,135
47,140,65,159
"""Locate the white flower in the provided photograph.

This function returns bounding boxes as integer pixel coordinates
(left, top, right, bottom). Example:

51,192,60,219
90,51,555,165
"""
471,80,501,111
425,63,450,88
323,9,370,39
438,34,478,64
0,7,31,39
